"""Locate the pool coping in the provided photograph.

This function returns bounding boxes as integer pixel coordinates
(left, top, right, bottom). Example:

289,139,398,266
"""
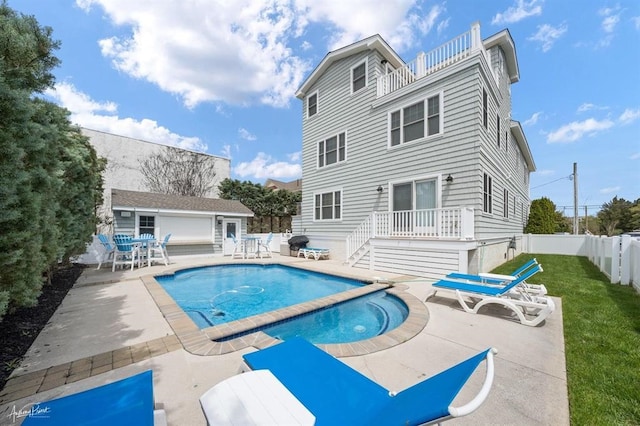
141,262,429,357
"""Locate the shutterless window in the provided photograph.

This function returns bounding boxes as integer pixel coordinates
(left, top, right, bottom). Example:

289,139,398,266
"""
314,191,341,220
504,188,509,218
307,92,318,117
318,132,346,167
483,89,488,129
390,94,440,147
483,173,493,213
352,62,366,93
139,215,155,236
496,114,501,148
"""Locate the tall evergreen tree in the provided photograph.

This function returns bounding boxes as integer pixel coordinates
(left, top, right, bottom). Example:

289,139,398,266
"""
524,197,560,234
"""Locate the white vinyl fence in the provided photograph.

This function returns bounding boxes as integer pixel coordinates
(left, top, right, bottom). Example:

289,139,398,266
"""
522,234,639,292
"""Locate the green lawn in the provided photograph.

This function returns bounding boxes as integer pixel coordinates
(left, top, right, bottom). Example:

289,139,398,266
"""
492,254,640,425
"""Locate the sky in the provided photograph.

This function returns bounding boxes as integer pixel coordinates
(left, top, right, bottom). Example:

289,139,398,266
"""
8,0,640,215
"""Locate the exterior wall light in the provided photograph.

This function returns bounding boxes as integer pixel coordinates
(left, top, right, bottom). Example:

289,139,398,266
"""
376,185,383,193
217,215,224,225
446,174,454,183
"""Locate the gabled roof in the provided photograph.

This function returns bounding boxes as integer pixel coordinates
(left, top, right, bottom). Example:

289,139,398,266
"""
295,34,404,99
510,121,536,171
264,178,302,192
483,29,519,83
111,189,254,216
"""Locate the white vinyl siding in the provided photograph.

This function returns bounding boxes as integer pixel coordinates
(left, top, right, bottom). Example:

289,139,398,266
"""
318,132,346,168
314,190,342,220
389,93,442,147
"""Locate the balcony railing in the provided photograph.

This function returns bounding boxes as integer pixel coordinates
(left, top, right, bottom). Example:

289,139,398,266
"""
346,207,475,260
377,22,482,98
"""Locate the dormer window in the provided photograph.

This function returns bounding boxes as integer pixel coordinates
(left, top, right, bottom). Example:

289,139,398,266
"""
351,61,367,93
307,92,318,118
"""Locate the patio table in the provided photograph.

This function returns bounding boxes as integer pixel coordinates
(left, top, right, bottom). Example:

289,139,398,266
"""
242,236,261,259
132,236,156,267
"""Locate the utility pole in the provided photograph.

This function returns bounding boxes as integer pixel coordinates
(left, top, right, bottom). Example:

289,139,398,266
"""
573,162,578,235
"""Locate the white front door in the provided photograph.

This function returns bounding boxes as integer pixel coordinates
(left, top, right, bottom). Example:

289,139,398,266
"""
223,219,241,256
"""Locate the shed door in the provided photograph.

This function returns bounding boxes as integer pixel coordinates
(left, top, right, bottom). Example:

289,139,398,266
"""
223,219,241,256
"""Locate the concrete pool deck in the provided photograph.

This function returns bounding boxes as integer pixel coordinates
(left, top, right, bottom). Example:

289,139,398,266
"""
0,254,569,425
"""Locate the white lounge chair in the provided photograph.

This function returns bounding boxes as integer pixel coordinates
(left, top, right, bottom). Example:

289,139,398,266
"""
298,247,330,260
201,338,497,425
428,264,555,327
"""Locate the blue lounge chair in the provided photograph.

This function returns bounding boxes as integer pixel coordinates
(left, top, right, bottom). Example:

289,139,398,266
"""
22,370,165,426
201,338,497,425
446,258,547,295
429,264,555,327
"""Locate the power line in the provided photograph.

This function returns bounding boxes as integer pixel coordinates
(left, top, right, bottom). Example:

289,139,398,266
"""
530,174,573,190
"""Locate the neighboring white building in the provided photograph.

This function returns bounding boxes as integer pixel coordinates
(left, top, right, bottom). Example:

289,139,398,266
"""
82,128,230,233
294,22,535,278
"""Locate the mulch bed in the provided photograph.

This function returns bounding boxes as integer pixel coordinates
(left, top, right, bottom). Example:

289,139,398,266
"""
0,264,85,390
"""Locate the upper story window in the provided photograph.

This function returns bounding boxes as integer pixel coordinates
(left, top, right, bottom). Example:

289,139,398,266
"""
351,61,367,93
496,114,501,148
318,132,346,168
389,93,442,147
307,91,318,118
314,190,341,220
482,89,488,129
483,173,493,214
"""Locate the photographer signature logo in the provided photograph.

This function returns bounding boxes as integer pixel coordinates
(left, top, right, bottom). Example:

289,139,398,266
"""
6,403,51,423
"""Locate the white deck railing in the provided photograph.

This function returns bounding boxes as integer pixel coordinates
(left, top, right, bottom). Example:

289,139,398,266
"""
346,207,475,260
377,22,482,98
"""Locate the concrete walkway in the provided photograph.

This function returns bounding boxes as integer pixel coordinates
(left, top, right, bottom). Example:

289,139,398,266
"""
0,254,569,425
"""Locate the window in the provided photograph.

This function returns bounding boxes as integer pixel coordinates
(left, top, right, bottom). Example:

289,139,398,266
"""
496,114,501,148
389,94,441,146
483,173,493,214
318,132,346,167
505,131,509,152
482,89,488,129
351,61,366,93
307,92,318,118
504,188,509,218
314,191,341,220
139,215,155,236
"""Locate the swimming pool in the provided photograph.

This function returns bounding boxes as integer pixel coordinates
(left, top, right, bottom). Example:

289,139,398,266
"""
154,264,409,344
155,264,366,328
261,291,408,344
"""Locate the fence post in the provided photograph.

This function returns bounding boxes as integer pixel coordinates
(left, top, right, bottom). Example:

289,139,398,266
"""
620,235,631,285
611,236,621,284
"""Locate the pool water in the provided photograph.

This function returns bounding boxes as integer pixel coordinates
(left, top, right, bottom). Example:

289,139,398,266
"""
261,291,408,344
155,264,365,328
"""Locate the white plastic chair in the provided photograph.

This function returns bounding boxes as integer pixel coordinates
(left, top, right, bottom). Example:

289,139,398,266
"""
96,234,115,270
230,234,245,259
150,234,171,266
258,232,273,258
112,234,141,271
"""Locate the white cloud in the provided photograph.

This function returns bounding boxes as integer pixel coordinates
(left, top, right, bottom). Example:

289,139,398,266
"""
536,169,555,176
630,152,640,160
221,144,232,159
599,6,621,33
238,128,257,141
233,152,301,179
577,103,609,113
633,16,640,30
76,0,442,108
619,108,640,125
528,23,568,52
524,111,543,126
600,186,621,194
45,82,207,151
287,151,301,162
491,0,543,25
546,118,614,143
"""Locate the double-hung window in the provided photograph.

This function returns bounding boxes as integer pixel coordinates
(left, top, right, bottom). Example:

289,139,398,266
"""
351,61,366,93
318,132,346,168
482,89,488,129
496,114,501,148
139,215,155,236
314,190,341,220
307,92,318,118
389,94,441,146
503,188,509,218
483,173,493,214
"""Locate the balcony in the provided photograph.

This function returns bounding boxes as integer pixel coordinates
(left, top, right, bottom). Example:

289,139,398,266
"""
377,22,483,98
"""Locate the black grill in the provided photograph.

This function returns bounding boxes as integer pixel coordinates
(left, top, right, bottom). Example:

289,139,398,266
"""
288,235,309,250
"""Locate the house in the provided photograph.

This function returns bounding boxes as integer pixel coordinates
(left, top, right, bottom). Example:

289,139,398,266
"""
294,22,535,279
110,189,253,256
264,178,303,193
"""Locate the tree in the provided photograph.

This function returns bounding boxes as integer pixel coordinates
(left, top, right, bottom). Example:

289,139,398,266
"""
525,197,562,234
218,178,301,232
597,197,633,236
0,3,104,321
139,147,218,197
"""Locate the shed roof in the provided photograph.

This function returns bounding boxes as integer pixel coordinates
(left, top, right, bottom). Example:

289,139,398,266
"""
111,189,254,216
